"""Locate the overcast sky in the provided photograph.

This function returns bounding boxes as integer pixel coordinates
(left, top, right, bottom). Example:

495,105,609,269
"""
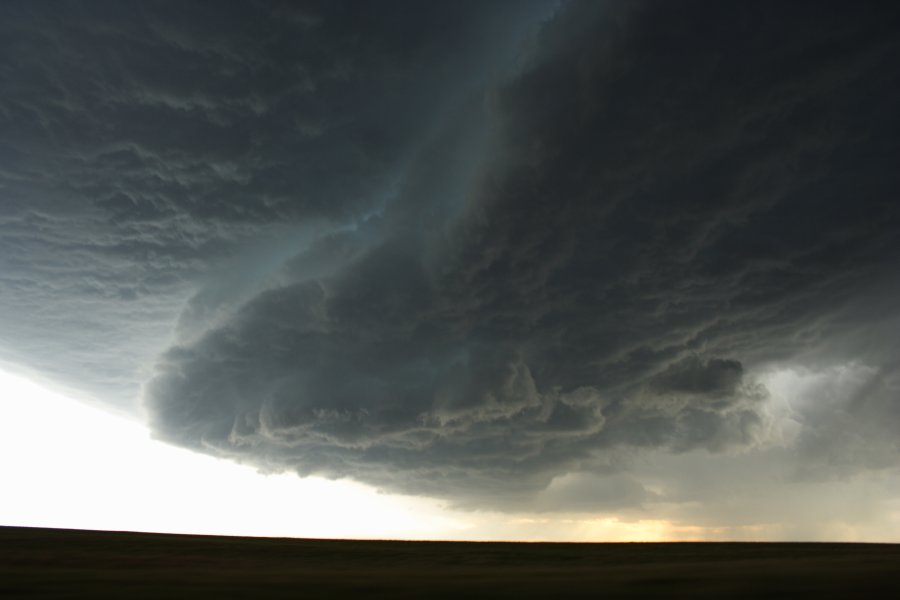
1,0,899,540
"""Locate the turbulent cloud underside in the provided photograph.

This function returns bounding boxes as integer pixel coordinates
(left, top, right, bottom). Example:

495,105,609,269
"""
1,1,899,510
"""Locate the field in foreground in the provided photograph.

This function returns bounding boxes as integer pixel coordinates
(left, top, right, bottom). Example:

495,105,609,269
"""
2,526,899,598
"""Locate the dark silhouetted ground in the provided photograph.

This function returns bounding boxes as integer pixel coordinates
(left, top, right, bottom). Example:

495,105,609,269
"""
1,526,898,598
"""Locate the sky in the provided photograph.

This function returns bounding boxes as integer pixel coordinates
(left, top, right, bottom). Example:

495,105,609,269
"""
1,0,899,541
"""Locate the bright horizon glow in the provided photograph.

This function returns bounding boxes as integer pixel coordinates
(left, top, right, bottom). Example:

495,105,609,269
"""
0,367,716,542
5,366,895,542
0,367,471,540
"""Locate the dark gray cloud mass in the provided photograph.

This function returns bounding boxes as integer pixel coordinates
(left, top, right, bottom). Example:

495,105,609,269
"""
0,0,548,404
2,1,899,509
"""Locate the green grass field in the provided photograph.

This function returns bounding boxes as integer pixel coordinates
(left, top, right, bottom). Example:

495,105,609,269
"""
2,526,898,598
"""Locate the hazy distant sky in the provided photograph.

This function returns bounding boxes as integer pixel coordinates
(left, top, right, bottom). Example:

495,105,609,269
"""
1,0,899,540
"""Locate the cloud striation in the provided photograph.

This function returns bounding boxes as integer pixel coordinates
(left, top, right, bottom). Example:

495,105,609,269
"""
1,0,899,511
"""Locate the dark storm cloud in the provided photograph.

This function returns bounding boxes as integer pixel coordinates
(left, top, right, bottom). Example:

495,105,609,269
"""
142,1,900,504
1,0,528,223
2,1,899,508
0,0,547,406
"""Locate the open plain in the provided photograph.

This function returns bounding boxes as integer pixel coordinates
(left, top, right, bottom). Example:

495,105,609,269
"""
2,526,899,598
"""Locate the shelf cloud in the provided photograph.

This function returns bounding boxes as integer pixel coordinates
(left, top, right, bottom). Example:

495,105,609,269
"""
2,1,899,515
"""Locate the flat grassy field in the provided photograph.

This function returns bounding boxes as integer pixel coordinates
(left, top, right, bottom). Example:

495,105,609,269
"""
2,526,898,598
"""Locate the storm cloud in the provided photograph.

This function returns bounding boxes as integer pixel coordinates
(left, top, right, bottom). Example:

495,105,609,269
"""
2,1,899,511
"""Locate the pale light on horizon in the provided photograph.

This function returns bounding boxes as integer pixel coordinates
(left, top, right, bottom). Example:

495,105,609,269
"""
4,366,897,543
0,366,691,543
0,367,469,540
1,365,682,543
